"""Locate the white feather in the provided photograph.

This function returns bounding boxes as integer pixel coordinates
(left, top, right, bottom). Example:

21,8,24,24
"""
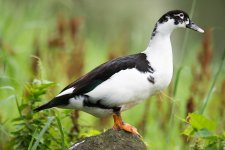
60,18,176,118
144,21,173,91
86,68,155,110
63,96,114,117
56,87,75,97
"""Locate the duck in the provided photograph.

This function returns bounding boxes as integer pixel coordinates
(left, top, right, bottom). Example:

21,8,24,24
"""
34,10,204,135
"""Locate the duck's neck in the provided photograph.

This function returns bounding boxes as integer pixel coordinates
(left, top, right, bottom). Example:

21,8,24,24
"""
144,32,172,56
143,22,174,76
144,21,175,55
143,22,174,91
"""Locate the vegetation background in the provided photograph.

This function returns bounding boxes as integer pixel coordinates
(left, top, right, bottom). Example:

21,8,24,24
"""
0,0,224,149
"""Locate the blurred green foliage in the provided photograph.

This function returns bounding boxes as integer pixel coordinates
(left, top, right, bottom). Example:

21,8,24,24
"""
0,0,225,149
182,113,225,150
12,80,59,149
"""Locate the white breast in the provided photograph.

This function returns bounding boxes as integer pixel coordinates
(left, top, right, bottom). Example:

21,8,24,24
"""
86,68,154,108
144,34,173,91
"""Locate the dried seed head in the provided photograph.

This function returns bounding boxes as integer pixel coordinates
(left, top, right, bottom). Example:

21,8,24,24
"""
198,29,213,79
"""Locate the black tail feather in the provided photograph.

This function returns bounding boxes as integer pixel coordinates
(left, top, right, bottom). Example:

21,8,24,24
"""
34,102,53,112
34,95,71,112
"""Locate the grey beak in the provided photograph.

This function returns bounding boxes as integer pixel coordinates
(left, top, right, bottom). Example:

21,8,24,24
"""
186,20,204,33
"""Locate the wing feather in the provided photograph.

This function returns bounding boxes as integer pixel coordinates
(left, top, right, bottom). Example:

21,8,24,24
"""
34,53,153,111
60,53,153,96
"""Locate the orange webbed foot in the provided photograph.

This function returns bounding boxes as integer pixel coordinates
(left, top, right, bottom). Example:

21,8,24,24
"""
112,113,141,137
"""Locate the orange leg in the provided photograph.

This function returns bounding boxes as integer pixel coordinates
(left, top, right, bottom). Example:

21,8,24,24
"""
112,112,140,136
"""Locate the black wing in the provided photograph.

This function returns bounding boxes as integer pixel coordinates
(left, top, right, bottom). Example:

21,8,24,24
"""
34,53,153,111
61,53,154,95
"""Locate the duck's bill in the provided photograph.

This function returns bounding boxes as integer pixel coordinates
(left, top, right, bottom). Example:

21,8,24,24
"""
186,20,204,33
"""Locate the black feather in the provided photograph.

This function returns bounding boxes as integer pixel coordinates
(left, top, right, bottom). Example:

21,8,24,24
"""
34,102,52,112
62,53,154,96
35,53,154,110
34,94,71,111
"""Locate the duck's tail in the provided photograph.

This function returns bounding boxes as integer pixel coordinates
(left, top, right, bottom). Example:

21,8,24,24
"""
34,101,53,112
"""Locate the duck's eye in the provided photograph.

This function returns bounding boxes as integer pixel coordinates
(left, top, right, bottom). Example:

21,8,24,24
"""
174,13,184,20
179,13,184,19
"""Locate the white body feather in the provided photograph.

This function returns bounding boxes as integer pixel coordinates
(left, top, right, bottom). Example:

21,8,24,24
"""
63,31,173,117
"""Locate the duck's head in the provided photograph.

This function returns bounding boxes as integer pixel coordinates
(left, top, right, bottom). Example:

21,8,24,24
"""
152,10,204,38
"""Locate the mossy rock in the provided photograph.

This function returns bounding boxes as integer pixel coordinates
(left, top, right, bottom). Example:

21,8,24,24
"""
69,129,147,150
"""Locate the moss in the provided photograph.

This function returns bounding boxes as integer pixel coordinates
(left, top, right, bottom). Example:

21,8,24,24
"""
69,129,147,150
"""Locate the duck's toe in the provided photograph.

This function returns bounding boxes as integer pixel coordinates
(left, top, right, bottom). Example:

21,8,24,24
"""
112,113,140,136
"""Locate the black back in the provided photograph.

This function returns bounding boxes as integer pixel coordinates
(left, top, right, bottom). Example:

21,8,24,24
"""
63,53,154,95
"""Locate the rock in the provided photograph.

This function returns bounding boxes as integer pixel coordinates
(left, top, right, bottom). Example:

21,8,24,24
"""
69,129,147,150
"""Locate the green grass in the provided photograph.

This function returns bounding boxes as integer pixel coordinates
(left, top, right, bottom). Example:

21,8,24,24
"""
200,49,225,114
56,116,65,150
0,0,224,149
31,117,55,150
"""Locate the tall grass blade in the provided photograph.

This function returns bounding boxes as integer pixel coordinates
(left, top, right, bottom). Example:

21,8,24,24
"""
172,67,183,97
179,0,197,64
166,0,197,148
0,95,16,103
0,86,15,91
15,96,22,118
56,116,65,150
28,129,37,150
200,49,225,114
165,67,183,148
168,67,183,125
31,117,55,150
